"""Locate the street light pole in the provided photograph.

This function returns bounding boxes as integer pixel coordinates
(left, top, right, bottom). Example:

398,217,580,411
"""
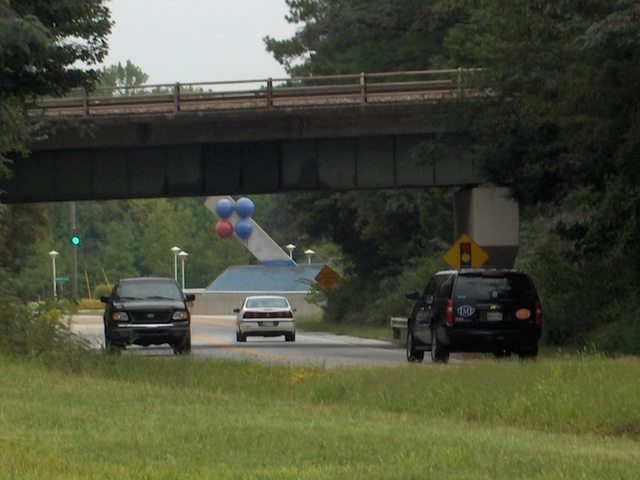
170,246,181,281
70,201,78,300
49,250,59,300
178,251,189,289
304,249,316,264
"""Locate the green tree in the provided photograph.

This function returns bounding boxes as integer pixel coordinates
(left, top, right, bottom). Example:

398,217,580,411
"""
265,0,471,75
1,0,111,183
444,0,640,347
1,0,111,166
0,0,110,99
99,60,149,88
0,0,112,356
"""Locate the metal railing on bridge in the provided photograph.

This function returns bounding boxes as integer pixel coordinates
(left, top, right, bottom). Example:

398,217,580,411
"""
31,68,484,117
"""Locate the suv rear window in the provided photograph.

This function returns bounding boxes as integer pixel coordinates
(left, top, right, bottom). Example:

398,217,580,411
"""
455,273,535,301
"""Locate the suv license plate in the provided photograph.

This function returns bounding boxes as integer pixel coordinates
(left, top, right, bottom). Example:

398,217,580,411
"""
486,312,503,321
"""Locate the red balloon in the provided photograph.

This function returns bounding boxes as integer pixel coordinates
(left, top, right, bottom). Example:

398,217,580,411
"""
215,219,234,239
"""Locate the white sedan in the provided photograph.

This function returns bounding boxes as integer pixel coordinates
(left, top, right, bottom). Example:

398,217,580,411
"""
234,295,296,342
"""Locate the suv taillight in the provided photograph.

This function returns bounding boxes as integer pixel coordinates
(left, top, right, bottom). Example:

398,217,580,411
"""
446,299,454,325
535,301,542,327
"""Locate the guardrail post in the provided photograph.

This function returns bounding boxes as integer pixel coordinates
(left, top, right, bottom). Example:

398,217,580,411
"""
174,82,181,113
360,72,367,104
390,317,408,345
83,88,89,116
457,67,463,97
267,77,273,109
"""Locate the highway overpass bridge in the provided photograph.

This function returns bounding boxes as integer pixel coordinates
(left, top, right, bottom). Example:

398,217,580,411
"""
1,69,481,204
0,69,518,266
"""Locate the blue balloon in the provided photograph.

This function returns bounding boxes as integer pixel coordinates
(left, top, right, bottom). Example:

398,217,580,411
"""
235,219,253,239
215,198,234,219
235,197,255,218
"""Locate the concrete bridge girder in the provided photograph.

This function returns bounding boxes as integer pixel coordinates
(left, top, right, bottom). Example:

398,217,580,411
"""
2,102,479,203
3,134,477,203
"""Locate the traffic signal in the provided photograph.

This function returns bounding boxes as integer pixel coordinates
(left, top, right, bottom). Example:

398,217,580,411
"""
459,241,471,267
71,230,80,246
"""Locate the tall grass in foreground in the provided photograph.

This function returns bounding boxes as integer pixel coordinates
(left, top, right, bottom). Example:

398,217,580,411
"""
0,353,638,479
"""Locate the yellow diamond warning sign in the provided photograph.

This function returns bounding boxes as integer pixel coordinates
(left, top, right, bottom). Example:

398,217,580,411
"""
442,233,489,268
314,265,340,290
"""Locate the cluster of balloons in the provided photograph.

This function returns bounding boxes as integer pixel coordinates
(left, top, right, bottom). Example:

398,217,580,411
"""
214,197,255,240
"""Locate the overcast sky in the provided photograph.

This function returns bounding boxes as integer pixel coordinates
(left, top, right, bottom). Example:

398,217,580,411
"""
103,0,298,85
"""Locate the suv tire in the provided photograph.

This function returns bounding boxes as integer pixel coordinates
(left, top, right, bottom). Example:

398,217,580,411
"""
406,329,424,363
285,332,296,342
431,327,450,364
236,331,246,343
493,349,512,359
518,345,538,360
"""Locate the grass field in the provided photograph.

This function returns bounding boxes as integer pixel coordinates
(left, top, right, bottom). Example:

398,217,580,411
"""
0,352,638,479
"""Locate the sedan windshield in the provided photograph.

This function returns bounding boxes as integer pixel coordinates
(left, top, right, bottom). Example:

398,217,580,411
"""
246,298,289,309
117,281,182,301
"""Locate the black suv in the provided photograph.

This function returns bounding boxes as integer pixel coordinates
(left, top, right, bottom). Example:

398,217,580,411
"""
101,277,195,354
405,269,541,363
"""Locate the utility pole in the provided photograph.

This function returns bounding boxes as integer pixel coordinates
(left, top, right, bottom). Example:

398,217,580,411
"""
70,201,78,301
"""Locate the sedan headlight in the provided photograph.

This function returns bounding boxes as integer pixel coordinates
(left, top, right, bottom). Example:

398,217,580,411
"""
111,311,129,321
172,310,189,320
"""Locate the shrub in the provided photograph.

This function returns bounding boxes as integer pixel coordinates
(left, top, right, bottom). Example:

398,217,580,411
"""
77,298,103,310
93,283,112,298
587,295,640,355
0,270,90,367
322,254,445,327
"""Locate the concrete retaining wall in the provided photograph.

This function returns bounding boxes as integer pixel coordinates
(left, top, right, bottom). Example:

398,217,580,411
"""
185,289,323,317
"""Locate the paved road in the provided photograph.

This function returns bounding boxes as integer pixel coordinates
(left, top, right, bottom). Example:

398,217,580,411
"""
70,314,436,367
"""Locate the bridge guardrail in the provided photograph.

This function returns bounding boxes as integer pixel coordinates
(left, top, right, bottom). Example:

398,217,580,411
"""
31,68,484,117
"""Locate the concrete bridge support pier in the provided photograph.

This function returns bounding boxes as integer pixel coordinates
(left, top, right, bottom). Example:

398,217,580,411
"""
453,187,519,268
